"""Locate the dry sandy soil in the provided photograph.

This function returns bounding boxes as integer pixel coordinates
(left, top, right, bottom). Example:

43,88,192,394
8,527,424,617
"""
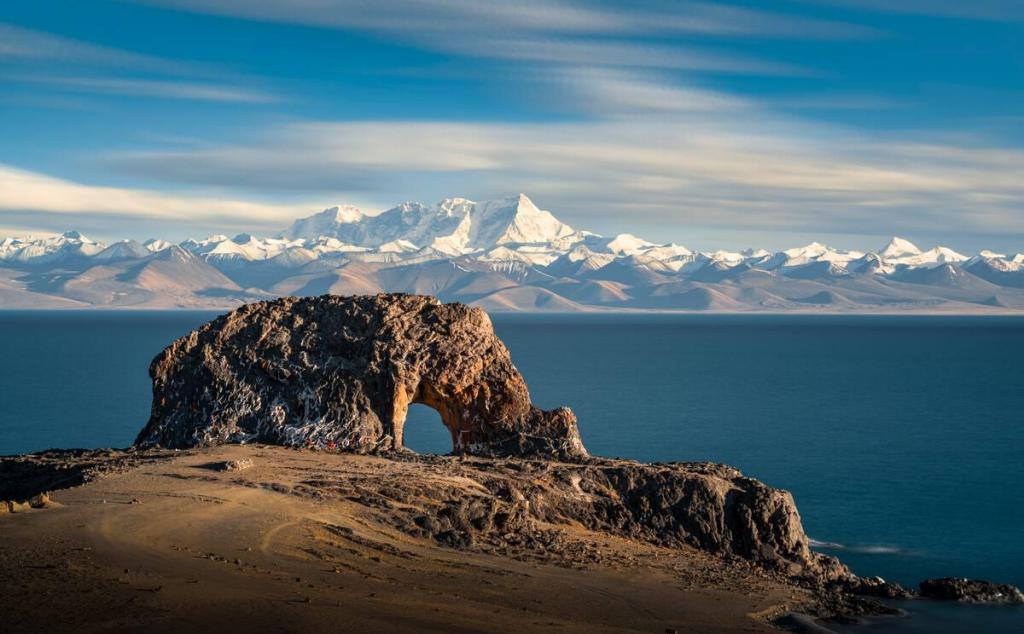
0,445,824,634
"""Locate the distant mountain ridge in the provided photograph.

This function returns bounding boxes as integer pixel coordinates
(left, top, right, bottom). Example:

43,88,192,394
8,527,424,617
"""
2,193,1023,311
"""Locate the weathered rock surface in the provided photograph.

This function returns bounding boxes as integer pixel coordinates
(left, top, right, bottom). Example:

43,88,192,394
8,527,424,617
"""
135,294,586,458
919,577,1024,604
0,445,849,582
383,455,852,582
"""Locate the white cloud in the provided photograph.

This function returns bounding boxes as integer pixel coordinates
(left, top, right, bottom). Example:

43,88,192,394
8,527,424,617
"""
434,37,808,75
540,68,754,115
124,1,879,82
0,22,277,104
0,22,194,74
10,76,278,103
137,0,878,39
98,113,1024,238
0,164,322,230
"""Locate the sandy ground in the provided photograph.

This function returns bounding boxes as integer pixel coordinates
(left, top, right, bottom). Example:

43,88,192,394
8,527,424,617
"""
0,445,815,634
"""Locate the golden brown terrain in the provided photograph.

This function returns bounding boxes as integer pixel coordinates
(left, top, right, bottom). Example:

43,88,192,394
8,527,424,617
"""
0,445,819,634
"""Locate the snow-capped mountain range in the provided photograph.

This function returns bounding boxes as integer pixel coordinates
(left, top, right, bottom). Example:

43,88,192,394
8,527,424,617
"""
2,194,1023,311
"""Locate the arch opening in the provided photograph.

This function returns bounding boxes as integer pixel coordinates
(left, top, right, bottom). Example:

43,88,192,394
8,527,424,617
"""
400,403,453,455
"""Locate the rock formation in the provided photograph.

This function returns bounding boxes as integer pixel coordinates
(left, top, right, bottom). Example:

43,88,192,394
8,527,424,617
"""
135,294,587,459
389,455,853,582
127,293,860,578
919,577,1024,604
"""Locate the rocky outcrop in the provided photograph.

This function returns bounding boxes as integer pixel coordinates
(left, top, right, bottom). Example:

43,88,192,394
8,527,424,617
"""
841,576,915,600
128,293,855,579
919,577,1024,604
135,294,586,459
0,448,151,502
386,455,852,581
1,445,848,582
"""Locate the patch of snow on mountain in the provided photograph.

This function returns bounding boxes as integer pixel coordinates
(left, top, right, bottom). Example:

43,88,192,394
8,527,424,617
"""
0,231,105,263
893,246,968,268
604,234,657,255
880,237,922,259
144,239,174,252
378,239,419,253
282,194,573,253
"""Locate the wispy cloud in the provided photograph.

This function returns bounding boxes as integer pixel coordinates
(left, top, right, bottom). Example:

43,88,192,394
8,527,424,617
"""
4,2,1019,247
804,0,1024,21
0,22,194,75
435,37,810,76
10,76,278,103
137,0,879,39
0,22,277,104
0,164,321,232
539,68,754,116
97,113,1024,238
127,0,875,82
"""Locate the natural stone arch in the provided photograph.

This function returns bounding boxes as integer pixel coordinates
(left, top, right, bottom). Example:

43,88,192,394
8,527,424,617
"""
135,294,587,459
396,402,450,454
389,381,461,452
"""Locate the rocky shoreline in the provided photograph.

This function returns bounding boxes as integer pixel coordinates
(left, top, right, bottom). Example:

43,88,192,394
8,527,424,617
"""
2,445,1020,633
2,294,1020,632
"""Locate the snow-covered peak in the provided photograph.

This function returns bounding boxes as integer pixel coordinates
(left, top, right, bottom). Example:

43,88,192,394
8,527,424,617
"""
603,233,657,255
894,246,968,268
62,230,95,243
469,194,575,247
144,239,174,252
283,205,366,241
978,250,1006,260
643,243,693,258
282,193,574,252
309,236,370,255
881,237,921,258
702,250,746,266
378,239,419,253
93,240,150,261
330,205,364,224
564,245,615,268
849,252,894,275
783,242,830,259
0,231,106,262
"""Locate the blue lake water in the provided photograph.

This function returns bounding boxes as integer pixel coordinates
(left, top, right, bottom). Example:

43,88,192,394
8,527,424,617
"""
1,311,1022,632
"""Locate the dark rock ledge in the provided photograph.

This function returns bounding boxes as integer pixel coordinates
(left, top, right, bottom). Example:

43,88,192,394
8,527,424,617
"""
919,577,1024,605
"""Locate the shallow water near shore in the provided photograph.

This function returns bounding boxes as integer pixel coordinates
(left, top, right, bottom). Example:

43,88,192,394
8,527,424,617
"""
1,310,1022,633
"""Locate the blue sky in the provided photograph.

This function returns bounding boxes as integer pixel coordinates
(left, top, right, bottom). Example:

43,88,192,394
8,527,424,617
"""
1,0,1022,252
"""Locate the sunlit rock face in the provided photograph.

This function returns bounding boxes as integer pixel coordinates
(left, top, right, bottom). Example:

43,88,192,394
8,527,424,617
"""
135,293,587,459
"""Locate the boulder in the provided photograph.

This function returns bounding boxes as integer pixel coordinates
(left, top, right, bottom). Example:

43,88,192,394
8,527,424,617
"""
135,294,587,459
842,575,915,599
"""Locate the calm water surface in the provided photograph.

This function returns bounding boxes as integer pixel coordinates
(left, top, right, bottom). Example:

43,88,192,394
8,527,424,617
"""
1,311,1022,632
